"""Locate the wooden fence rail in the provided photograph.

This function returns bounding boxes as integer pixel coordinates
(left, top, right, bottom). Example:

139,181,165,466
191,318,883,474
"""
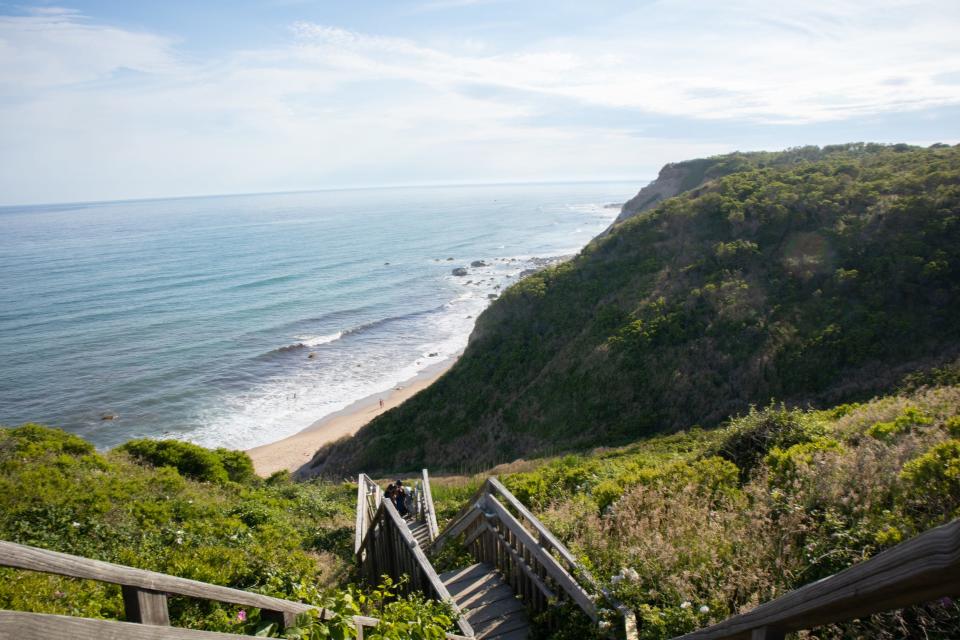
356,494,475,638
670,517,960,640
420,468,440,541
0,539,470,639
431,477,639,639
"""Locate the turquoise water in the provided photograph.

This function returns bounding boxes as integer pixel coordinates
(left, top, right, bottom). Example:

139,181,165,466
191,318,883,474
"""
0,183,631,449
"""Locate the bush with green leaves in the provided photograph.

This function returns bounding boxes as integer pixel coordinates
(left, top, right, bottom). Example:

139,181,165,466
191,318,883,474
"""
118,438,256,484
0,424,353,630
491,383,960,639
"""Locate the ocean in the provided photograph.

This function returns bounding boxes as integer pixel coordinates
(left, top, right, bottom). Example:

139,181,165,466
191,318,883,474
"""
0,182,633,450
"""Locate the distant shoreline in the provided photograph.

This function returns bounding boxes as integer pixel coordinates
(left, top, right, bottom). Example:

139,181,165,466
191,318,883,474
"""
246,352,460,477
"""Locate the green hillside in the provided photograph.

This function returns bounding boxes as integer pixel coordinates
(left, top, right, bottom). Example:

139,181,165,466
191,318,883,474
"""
0,426,457,637
484,377,960,639
311,143,960,475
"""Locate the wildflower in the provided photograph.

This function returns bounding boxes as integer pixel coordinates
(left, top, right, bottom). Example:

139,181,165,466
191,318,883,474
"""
598,620,612,631
699,605,710,614
54,591,65,598
680,601,691,609
237,610,247,622
71,521,81,528
623,568,639,582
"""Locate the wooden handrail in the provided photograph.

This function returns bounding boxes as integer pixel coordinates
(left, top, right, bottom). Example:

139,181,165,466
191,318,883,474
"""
671,518,960,640
0,542,472,638
430,481,490,553
0,610,473,640
484,479,639,637
355,473,381,554
0,540,310,626
356,497,475,638
421,468,440,541
431,477,638,639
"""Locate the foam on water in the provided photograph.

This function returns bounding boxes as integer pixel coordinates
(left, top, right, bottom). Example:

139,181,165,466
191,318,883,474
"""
0,183,634,449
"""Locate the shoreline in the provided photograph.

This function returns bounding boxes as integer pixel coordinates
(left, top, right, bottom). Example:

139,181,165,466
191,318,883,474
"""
247,353,460,477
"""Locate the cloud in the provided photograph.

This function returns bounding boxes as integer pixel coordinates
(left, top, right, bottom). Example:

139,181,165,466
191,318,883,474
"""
0,1,958,203
0,10,178,89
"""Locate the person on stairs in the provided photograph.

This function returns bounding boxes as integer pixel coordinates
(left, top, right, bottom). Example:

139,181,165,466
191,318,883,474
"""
393,479,409,517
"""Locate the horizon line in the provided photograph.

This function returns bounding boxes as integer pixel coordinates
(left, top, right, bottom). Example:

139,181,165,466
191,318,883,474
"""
0,177,649,210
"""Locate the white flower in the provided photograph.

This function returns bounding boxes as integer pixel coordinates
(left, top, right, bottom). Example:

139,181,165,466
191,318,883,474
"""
680,601,691,609
71,521,81,528
624,568,640,582
598,621,612,631
699,605,710,614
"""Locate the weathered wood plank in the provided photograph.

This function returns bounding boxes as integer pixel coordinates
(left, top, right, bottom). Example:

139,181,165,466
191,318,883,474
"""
122,586,170,626
0,541,312,616
0,610,473,640
440,563,489,588
421,469,440,541
462,595,524,626
486,496,597,619
430,480,494,554
453,583,516,613
355,474,368,554
491,527,555,604
672,518,960,640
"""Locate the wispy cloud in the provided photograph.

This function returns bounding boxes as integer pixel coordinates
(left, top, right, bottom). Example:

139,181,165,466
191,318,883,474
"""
0,1,958,203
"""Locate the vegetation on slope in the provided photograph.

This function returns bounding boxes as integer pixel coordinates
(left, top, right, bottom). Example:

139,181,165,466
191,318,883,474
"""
0,426,457,638
313,143,960,475
427,375,960,639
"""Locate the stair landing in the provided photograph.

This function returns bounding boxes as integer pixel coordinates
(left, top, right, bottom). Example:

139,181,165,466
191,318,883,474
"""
439,563,530,640
404,515,432,548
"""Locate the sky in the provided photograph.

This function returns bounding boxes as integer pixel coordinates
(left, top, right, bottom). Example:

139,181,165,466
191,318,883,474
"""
1,0,959,205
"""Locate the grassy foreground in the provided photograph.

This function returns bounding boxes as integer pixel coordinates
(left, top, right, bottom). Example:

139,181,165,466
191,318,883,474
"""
473,378,960,639
0,426,457,638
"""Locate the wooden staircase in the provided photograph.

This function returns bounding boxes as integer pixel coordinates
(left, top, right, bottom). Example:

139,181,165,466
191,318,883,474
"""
440,563,529,640
0,468,957,640
355,471,618,639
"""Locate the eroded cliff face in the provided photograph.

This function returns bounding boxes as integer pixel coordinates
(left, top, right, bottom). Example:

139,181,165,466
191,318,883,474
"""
613,163,692,224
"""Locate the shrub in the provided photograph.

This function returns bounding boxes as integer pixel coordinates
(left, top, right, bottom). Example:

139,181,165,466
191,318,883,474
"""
765,437,844,485
714,404,826,480
118,439,256,485
866,406,933,441
899,439,960,520
945,416,960,438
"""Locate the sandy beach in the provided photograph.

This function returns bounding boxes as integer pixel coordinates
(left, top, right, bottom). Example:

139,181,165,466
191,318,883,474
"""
247,354,459,477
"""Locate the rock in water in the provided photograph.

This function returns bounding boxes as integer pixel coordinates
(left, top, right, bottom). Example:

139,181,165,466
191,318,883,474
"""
470,260,487,267
101,413,118,421
452,267,468,276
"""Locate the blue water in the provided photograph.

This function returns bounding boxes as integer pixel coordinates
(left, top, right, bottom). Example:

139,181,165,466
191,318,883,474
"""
0,183,631,449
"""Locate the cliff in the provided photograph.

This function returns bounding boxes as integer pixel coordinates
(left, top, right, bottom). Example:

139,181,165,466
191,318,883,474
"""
308,143,960,476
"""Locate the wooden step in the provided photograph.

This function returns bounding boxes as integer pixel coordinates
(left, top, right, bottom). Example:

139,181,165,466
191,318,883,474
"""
440,563,529,640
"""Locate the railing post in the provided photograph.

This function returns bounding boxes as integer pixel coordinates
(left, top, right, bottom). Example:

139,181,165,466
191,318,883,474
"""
261,609,297,629
121,586,169,625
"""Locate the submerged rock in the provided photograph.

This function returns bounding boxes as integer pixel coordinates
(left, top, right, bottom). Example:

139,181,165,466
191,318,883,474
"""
101,413,118,421
471,260,487,267
452,267,468,276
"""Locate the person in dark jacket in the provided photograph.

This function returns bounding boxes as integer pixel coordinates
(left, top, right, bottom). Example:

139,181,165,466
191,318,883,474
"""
394,479,409,516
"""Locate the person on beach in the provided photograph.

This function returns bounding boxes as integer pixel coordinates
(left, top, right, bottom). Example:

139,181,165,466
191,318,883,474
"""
379,398,384,409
